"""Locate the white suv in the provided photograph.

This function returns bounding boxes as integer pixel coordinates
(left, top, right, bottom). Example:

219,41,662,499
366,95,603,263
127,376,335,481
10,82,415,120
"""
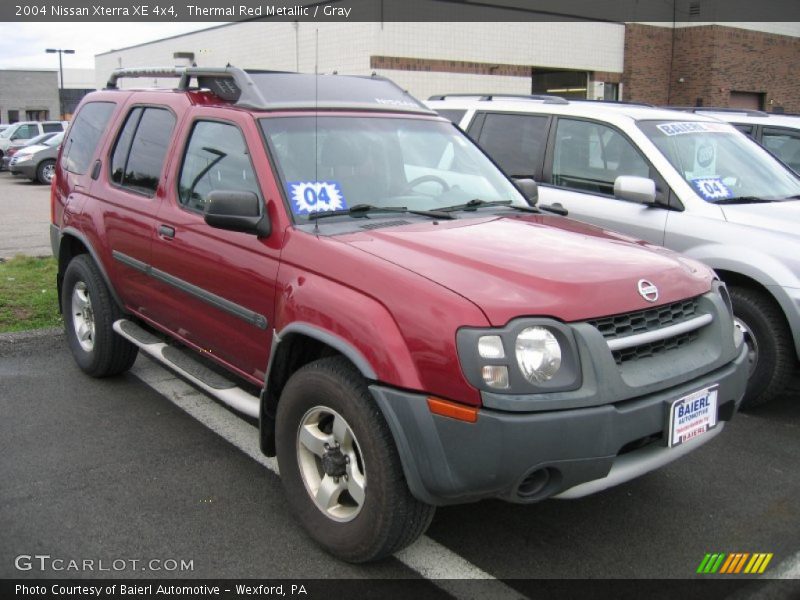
427,95,800,408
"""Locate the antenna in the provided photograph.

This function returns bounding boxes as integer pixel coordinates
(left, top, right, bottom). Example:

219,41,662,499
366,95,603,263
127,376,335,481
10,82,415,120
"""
314,28,319,235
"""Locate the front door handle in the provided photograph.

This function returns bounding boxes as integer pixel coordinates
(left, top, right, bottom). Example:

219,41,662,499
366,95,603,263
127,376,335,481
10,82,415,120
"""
158,224,175,239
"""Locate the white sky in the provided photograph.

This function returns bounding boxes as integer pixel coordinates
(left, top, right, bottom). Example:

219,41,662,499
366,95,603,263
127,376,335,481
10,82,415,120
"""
0,22,227,70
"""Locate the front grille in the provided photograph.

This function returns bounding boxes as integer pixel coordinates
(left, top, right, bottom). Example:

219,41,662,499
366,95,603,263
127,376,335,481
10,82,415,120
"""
589,298,699,340
588,297,704,365
612,330,700,365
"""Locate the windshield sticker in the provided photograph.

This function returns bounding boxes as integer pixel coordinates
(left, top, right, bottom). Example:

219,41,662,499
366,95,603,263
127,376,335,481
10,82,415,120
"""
691,177,733,202
286,181,346,215
657,122,731,136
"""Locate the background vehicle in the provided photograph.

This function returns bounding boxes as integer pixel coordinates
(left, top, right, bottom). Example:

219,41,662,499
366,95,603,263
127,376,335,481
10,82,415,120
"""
1,131,60,171
669,108,800,174
0,120,68,167
9,131,64,184
428,95,800,407
52,68,747,562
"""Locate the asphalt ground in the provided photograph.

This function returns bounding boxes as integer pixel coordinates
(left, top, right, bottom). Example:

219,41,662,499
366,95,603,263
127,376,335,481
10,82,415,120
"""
0,170,52,260
1,330,799,598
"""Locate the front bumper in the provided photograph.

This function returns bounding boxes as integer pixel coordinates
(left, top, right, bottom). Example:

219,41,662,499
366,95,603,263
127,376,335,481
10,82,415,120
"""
9,161,36,178
371,344,748,506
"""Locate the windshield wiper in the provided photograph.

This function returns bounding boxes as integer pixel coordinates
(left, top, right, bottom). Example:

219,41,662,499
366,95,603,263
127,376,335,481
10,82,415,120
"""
439,199,513,212
714,196,778,205
307,204,456,221
308,204,408,220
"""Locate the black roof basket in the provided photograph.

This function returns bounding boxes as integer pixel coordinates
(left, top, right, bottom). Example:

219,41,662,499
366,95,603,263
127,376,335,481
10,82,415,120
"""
105,66,434,114
428,93,569,105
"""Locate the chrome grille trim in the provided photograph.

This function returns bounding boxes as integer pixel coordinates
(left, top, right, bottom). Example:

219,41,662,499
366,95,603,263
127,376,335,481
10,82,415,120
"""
606,313,713,352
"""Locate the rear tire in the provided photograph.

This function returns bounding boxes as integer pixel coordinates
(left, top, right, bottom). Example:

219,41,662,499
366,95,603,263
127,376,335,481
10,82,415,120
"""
275,356,435,562
730,286,794,409
62,254,138,377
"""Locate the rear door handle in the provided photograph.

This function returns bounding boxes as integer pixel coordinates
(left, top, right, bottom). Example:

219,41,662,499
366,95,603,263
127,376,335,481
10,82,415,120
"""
158,224,175,239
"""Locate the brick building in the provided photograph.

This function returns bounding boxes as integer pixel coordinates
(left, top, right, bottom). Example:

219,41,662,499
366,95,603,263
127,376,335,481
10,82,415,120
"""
94,21,800,112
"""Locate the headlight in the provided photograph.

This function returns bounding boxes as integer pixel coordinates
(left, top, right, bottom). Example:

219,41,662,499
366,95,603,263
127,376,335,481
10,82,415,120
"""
456,319,581,396
515,327,562,383
15,154,32,163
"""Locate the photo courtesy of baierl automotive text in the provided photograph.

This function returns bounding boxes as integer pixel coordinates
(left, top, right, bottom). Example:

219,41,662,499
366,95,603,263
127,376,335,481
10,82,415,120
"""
51,66,750,562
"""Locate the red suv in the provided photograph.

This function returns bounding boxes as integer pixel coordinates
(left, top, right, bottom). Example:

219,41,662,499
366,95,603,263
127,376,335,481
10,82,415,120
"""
51,67,749,562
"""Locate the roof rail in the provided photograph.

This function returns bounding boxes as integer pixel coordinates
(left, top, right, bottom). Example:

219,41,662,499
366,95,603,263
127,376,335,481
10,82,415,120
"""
428,93,569,105
105,66,269,109
572,99,655,107
667,106,770,117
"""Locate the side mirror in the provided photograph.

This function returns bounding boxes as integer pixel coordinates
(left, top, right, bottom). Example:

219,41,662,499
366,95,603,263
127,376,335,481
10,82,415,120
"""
614,175,656,205
204,190,271,238
512,177,539,205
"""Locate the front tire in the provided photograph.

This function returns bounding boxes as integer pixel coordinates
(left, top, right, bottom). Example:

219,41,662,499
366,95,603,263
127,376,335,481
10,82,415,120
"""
62,254,138,377
275,356,435,562
36,159,56,184
730,286,794,409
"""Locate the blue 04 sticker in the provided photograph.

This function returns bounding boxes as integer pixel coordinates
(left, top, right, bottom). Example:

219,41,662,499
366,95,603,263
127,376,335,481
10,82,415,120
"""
691,177,732,202
287,181,347,215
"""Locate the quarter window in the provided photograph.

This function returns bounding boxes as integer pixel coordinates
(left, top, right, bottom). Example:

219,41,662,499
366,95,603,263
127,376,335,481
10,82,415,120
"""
762,127,800,173
110,107,175,196
61,101,115,175
178,121,261,212
477,113,549,178
552,119,649,196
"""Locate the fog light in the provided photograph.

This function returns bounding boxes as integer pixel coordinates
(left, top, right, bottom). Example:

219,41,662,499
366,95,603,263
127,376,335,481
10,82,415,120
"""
481,365,509,389
478,335,505,359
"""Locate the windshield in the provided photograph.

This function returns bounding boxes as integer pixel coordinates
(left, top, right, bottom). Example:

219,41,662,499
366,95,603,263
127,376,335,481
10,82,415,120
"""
260,116,525,220
638,120,800,203
45,132,64,147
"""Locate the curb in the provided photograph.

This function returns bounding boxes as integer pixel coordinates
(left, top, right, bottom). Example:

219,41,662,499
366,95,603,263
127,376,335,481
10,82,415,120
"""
0,326,63,343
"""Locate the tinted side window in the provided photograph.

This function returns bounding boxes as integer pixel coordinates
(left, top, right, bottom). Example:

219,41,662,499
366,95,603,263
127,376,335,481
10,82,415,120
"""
178,121,261,212
111,107,175,196
15,124,39,139
552,118,649,196
762,127,800,172
477,113,548,178
733,123,754,137
42,123,63,133
62,102,115,175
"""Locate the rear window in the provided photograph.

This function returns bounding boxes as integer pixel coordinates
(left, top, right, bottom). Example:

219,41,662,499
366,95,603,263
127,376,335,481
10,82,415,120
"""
61,102,115,175
42,123,64,133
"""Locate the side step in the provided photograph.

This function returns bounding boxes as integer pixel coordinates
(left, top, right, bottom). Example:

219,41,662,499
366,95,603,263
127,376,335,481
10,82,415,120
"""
113,319,260,419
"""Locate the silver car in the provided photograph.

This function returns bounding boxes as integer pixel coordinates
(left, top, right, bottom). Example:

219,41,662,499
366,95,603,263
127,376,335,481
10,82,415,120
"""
428,96,800,407
9,131,64,184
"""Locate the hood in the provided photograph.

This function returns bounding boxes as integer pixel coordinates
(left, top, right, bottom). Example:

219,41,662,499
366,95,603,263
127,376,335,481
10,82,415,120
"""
340,214,712,326
16,144,48,156
721,200,800,237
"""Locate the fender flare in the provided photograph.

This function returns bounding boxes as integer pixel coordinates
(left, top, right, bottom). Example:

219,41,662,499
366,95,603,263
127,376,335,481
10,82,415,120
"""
57,226,125,311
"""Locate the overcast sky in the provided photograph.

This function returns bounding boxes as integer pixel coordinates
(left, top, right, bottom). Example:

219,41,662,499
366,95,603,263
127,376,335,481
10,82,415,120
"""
0,23,227,70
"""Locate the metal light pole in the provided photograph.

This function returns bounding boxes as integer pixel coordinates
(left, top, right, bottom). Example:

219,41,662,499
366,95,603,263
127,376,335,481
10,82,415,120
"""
45,48,75,120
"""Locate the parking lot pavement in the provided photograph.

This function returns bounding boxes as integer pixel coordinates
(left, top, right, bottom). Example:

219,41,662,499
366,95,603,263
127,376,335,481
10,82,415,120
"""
2,330,799,596
0,171,52,259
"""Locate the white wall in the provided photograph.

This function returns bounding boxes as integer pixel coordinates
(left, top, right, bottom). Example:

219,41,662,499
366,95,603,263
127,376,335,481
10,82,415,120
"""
94,21,625,99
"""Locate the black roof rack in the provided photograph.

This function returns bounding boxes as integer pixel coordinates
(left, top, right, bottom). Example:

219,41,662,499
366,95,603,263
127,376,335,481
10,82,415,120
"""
428,93,569,105
571,99,655,107
105,66,434,114
667,106,770,117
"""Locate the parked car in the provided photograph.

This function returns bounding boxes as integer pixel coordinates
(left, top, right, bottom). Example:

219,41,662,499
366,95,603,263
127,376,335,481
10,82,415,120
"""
669,108,800,174
9,131,63,183
1,131,60,171
427,94,800,408
52,68,747,562
0,120,68,167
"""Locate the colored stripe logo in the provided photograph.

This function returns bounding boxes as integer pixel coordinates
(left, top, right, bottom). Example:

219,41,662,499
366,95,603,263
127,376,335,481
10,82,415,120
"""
697,553,773,574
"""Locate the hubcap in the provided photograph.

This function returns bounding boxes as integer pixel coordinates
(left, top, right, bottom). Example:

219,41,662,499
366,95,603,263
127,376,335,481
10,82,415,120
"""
71,281,95,352
734,317,759,376
296,406,366,522
42,163,55,183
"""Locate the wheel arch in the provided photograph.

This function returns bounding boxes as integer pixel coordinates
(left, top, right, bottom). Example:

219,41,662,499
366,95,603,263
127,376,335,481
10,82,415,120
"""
56,228,124,313
259,324,378,457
